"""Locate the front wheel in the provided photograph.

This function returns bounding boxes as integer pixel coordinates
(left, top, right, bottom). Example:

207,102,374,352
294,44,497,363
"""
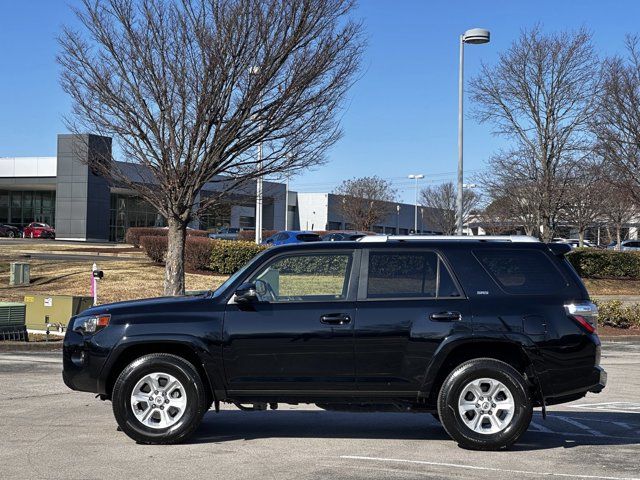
437,358,532,450
112,353,208,444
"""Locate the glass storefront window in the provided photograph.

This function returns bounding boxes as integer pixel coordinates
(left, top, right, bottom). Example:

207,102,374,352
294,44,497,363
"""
0,190,55,227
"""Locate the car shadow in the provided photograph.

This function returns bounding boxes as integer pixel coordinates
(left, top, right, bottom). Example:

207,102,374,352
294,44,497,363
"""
187,409,640,450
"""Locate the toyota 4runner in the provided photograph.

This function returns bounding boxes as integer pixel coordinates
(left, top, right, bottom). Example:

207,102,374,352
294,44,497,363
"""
63,235,606,450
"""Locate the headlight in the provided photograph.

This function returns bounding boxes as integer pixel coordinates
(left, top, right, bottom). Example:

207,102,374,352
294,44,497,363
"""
72,314,110,334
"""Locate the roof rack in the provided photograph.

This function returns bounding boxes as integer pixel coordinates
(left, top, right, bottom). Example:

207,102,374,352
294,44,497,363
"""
357,235,540,243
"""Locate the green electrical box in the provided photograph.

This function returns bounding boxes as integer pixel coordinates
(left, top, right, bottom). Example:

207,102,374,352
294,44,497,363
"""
0,302,28,341
24,295,93,331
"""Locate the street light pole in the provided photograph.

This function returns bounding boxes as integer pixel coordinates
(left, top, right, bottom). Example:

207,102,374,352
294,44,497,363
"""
249,65,263,244
408,174,424,233
255,143,263,244
457,28,490,236
284,173,289,231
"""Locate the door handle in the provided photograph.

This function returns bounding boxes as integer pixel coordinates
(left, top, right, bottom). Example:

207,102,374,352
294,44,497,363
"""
429,311,462,322
320,313,352,325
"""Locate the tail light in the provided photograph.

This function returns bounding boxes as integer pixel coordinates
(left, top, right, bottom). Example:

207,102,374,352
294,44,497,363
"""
565,302,598,334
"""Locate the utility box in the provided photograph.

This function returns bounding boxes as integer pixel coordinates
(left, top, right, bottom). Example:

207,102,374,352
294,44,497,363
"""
24,295,93,331
0,302,28,341
9,263,30,286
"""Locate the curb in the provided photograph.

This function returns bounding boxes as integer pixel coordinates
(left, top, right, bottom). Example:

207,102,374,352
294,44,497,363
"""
0,341,63,351
600,335,640,342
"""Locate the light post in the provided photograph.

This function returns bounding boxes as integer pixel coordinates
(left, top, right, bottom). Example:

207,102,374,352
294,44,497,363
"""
408,174,424,233
284,173,289,231
457,28,490,236
396,205,400,234
250,65,263,244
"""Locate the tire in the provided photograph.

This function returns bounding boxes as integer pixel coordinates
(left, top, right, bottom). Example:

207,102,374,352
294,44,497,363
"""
112,353,208,444
437,358,532,451
8,231,14,238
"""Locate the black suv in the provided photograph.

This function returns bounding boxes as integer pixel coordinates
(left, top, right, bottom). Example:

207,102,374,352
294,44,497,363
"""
63,235,606,450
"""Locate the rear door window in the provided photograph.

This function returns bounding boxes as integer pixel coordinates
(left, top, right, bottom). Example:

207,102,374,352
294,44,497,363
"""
366,251,462,299
473,249,568,295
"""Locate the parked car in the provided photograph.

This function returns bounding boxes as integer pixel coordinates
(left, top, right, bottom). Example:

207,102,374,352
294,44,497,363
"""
0,224,20,238
208,227,241,240
562,239,597,249
22,222,55,239
262,230,321,246
63,235,605,449
322,230,371,241
607,240,640,251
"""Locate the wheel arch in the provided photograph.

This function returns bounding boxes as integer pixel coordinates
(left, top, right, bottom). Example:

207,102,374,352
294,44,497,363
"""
420,336,537,406
100,337,218,403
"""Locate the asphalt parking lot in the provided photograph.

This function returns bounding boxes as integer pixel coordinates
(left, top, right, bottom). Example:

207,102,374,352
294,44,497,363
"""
1,341,639,480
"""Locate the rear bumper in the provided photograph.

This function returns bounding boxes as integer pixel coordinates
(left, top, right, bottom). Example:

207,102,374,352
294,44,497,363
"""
588,365,607,393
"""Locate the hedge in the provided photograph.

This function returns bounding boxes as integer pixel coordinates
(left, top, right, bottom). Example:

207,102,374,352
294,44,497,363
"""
566,249,640,279
594,300,640,329
139,235,213,271
210,240,267,274
126,227,208,248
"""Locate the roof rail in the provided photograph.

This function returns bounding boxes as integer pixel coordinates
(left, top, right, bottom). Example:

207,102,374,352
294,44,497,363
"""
357,235,540,243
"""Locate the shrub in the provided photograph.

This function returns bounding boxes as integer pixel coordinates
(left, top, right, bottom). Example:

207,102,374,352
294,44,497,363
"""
210,240,267,274
126,227,208,248
126,228,166,247
567,249,640,279
594,300,640,329
140,235,214,271
140,235,167,263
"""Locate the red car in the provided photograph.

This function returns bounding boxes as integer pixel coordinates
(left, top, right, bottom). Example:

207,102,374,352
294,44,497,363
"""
23,222,55,239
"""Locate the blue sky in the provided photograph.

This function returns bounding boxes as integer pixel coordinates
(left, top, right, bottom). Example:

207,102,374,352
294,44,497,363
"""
1,0,639,202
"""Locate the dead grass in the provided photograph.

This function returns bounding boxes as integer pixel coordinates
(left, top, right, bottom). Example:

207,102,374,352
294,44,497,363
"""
583,278,640,296
0,258,226,304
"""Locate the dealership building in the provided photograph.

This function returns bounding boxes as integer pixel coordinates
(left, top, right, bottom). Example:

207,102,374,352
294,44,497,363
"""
0,134,438,242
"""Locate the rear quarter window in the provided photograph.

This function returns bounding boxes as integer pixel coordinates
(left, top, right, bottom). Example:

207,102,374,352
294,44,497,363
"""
473,249,569,295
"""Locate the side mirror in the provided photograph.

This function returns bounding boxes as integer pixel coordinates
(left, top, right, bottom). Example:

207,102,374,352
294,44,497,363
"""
234,282,258,304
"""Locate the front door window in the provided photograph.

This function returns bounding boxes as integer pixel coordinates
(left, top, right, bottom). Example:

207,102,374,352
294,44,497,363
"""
250,253,352,302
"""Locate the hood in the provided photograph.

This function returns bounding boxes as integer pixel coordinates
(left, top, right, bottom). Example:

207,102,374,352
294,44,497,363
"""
79,292,213,318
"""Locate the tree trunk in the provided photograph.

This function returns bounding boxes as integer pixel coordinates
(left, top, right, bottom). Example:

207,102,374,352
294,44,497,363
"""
164,217,187,296
578,230,585,247
616,226,622,251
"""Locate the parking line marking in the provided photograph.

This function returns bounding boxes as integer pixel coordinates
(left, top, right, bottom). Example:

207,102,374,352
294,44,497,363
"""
340,456,640,480
553,415,603,436
529,421,553,433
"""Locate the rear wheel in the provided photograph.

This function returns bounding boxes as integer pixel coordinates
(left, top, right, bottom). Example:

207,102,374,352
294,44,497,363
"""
112,353,208,444
437,358,532,450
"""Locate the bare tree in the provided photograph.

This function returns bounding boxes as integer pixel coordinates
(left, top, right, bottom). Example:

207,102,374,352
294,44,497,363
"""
58,0,363,295
333,176,397,230
419,182,480,235
561,162,607,246
471,27,600,241
475,197,521,235
479,149,560,237
594,36,640,202
600,177,638,250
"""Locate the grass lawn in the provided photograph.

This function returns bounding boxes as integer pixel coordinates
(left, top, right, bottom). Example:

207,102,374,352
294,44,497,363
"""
0,258,227,304
582,278,640,296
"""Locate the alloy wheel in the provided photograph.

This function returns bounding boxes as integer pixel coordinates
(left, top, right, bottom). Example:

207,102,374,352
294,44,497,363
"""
130,372,188,429
457,377,515,435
